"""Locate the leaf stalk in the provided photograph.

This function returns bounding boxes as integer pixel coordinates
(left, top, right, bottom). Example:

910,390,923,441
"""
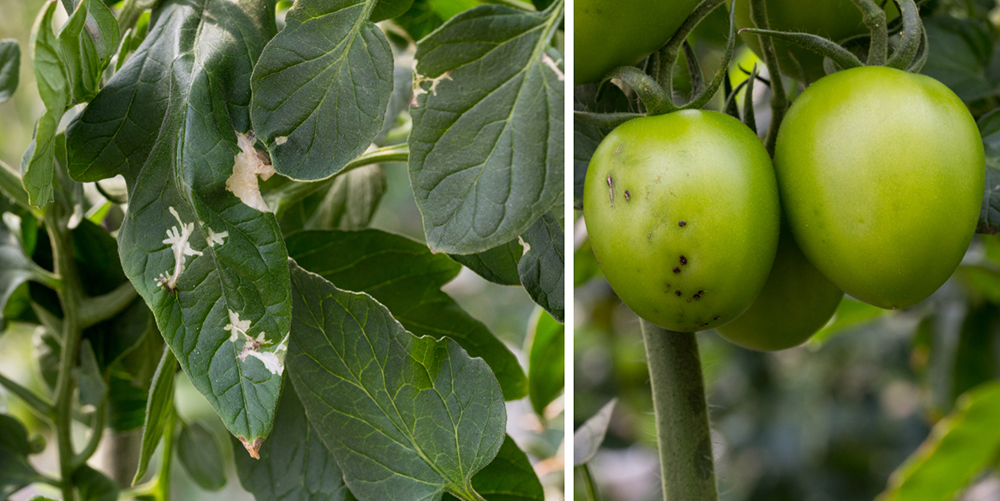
0,371,55,418
748,0,788,156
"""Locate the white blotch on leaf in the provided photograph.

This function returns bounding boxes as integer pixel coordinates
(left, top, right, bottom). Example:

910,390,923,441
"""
156,207,203,291
224,309,251,343
518,235,531,254
410,72,452,107
226,132,275,212
206,227,228,247
541,53,564,81
275,136,287,145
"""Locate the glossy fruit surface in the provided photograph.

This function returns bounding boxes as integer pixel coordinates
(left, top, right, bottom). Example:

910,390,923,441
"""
774,66,984,310
715,226,844,351
584,110,780,332
732,0,898,82
575,0,701,85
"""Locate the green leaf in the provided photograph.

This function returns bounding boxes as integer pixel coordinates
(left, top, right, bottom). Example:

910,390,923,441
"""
74,339,108,407
286,261,506,501
133,346,176,486
394,0,481,41
0,414,43,499
107,371,149,432
251,0,394,181
518,213,564,322
33,327,60,390
279,165,387,234
573,398,616,466
408,3,564,254
65,0,290,453
73,465,119,501
449,240,524,286
573,120,603,211
286,229,528,400
442,435,544,501
878,382,1000,501
528,308,563,415
808,297,887,346
374,66,414,145
371,0,415,21
177,421,227,491
234,384,355,501
0,221,46,327
977,109,1000,234
22,0,119,208
921,16,1000,103
0,39,19,103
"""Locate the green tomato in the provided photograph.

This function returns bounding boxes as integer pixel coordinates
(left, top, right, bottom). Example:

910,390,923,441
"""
715,225,843,351
732,0,898,83
574,0,701,85
584,110,780,332
774,66,984,310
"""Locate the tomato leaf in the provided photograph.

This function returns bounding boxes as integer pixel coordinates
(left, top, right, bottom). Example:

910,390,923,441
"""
0,39,19,103
808,297,887,346
0,220,48,327
278,165,387,234
518,213,564,322
286,229,528,400
370,0,415,21
977,108,1000,234
133,346,176,486
878,382,1000,501
177,421,227,491
72,465,119,501
573,120,604,211
408,3,564,254
528,308,563,415
573,398,616,466
0,414,43,499
251,0,394,181
441,435,545,501
921,16,1000,103
65,0,290,455
286,261,506,501
449,240,524,286
22,0,119,208
234,383,355,501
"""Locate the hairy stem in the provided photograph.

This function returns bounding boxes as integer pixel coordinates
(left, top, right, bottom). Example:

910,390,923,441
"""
0,372,55,418
46,209,85,501
640,320,717,501
79,281,138,328
748,0,788,156
851,0,888,65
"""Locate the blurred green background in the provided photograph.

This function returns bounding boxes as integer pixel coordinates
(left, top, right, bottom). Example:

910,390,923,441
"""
0,0,563,499
574,1,1000,500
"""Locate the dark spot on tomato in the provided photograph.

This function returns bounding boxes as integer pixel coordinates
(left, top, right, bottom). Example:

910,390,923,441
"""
673,267,681,274
697,290,705,295
675,290,682,296
624,190,631,202
713,316,720,320
607,175,613,187
678,221,687,227
693,294,701,300
679,255,687,265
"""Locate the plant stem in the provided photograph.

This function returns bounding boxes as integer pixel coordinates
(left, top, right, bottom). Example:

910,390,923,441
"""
71,401,107,469
79,281,138,328
0,372,55,418
46,210,85,501
153,408,176,501
749,0,788,156
640,320,717,501
579,464,600,501
851,0,888,65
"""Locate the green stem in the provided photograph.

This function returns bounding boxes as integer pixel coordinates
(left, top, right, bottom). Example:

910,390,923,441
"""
0,160,42,218
579,464,600,501
153,408,176,501
79,281,138,328
269,144,409,219
46,210,85,501
749,0,788,156
640,320,717,501
71,401,107,469
850,0,888,65
31,301,64,336
0,372,55,418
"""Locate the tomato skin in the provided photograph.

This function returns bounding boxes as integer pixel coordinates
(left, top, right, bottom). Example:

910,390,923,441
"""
732,0,898,83
715,226,843,351
574,0,701,85
584,110,780,332
774,66,984,310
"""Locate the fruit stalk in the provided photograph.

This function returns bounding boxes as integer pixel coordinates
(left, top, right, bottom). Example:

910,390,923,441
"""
749,0,788,155
640,320,718,501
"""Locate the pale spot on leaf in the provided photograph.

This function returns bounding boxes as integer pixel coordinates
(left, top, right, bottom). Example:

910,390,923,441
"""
226,132,275,212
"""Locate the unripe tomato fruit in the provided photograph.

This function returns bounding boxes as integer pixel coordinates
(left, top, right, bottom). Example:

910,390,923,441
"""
732,0,898,83
715,225,844,351
584,110,780,332
574,0,701,85
775,66,984,310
